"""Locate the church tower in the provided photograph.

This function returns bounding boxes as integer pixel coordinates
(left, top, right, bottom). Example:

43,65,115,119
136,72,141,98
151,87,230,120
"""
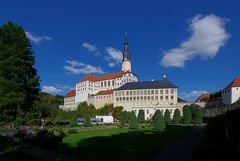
122,32,132,72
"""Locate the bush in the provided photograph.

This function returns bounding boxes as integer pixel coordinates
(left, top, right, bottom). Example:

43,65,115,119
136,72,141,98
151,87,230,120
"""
70,116,78,127
23,128,65,150
191,104,203,125
138,109,145,123
164,109,171,125
183,106,192,124
67,129,78,134
129,112,139,130
120,111,128,125
84,117,91,127
173,109,181,125
153,110,166,131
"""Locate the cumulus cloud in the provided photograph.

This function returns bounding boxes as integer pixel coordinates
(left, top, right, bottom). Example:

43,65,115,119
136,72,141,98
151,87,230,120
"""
82,42,100,56
42,86,63,94
105,47,122,67
64,60,104,74
161,14,230,67
25,31,52,45
182,90,208,100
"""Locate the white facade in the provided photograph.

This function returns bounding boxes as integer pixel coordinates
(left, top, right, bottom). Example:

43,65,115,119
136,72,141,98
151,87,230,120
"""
88,91,114,109
62,96,76,111
75,72,138,107
122,60,131,72
96,115,114,123
222,87,240,105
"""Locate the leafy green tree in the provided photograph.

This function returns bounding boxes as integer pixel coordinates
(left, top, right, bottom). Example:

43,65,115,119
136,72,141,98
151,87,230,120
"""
153,110,166,131
96,104,113,115
129,112,139,129
70,116,78,127
0,21,40,123
113,106,123,121
190,104,203,125
164,109,171,125
183,106,192,124
120,111,128,125
76,102,96,118
173,109,181,125
137,109,145,123
84,117,91,127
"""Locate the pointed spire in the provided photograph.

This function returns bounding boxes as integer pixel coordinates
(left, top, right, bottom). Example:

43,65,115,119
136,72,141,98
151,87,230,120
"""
124,32,128,44
123,32,130,61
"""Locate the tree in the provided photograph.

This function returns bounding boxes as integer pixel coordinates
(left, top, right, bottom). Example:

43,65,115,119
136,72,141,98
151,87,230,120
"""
137,109,145,123
76,102,96,118
84,117,91,127
0,21,40,123
70,116,78,127
173,109,181,125
112,106,123,121
120,111,128,125
164,109,171,125
190,104,203,125
96,104,113,115
153,110,166,131
183,106,192,124
129,112,139,129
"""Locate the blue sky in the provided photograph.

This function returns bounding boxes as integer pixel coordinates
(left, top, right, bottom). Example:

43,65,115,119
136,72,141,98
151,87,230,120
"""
0,0,239,101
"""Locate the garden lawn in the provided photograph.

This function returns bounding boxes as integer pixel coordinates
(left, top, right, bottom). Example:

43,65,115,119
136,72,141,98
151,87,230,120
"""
58,126,193,161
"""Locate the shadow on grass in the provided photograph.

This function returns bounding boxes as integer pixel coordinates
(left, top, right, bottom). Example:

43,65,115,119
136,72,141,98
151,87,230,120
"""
58,126,193,161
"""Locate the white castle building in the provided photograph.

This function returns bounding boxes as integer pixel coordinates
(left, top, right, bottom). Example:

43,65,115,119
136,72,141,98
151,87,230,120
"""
222,77,240,105
60,34,183,119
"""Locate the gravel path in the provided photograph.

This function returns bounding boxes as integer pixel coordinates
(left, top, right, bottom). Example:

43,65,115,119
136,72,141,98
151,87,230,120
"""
146,127,205,161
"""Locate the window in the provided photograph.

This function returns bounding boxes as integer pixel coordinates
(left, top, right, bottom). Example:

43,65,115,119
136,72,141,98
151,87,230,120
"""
151,96,154,100
155,96,158,100
140,90,143,95
122,91,125,96
166,96,168,100
147,110,149,114
155,90,158,94
148,90,150,95
130,91,132,95
160,96,163,100
166,89,169,94
144,90,147,95
151,90,154,94
137,90,139,95
171,89,174,94
104,81,106,87
126,91,129,95
171,96,174,100
112,80,115,86
160,90,163,94
108,81,110,86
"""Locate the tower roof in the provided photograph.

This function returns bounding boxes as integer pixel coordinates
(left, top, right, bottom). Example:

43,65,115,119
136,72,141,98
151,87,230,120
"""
123,32,131,61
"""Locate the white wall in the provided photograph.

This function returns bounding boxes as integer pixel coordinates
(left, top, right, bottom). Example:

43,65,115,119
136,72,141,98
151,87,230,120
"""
232,87,240,104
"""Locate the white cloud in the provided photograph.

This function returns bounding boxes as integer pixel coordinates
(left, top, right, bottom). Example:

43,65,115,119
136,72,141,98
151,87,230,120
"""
182,90,208,100
105,47,122,67
82,42,100,56
25,31,52,45
108,62,115,67
64,60,104,74
161,14,230,68
42,86,63,94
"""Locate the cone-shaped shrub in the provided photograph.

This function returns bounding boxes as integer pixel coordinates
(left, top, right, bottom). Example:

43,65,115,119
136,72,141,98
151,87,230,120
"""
84,117,91,127
129,112,139,129
138,109,145,123
183,106,192,124
173,109,181,125
164,109,171,125
153,110,166,131
120,111,128,125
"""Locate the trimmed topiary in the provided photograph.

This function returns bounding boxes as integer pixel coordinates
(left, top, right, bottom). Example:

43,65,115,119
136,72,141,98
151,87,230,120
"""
153,110,166,131
138,109,145,123
183,106,192,124
84,117,92,127
173,109,181,125
164,109,171,125
129,112,139,130
120,111,128,125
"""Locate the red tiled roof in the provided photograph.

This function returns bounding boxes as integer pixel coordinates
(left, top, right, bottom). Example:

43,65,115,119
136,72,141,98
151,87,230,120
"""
195,93,210,102
95,90,113,96
65,89,76,97
79,71,127,82
225,77,240,88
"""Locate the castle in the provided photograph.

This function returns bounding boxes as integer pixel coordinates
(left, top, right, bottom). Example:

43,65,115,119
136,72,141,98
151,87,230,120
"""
60,34,182,119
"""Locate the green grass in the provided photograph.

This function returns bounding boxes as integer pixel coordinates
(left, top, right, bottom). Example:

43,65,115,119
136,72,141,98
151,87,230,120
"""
58,125,193,161
0,129,16,135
